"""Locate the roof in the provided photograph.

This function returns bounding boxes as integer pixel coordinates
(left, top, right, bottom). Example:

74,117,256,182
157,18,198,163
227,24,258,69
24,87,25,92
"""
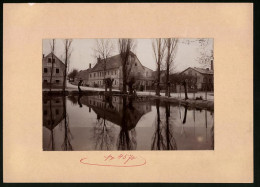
91,51,140,72
75,69,91,80
91,54,122,72
152,70,167,77
142,65,153,72
43,52,65,66
181,67,214,75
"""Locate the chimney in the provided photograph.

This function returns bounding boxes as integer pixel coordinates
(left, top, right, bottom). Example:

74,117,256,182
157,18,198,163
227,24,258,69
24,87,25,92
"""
89,63,91,69
97,55,101,63
42,54,45,59
211,59,214,71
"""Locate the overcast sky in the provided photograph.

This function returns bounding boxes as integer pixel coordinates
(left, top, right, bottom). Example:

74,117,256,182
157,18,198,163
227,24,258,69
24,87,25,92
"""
43,38,213,73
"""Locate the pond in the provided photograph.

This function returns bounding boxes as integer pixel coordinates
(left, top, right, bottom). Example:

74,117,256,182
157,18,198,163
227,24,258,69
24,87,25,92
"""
43,94,214,151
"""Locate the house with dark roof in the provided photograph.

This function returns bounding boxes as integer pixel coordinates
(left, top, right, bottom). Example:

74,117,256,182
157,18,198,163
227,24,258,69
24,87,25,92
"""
74,64,92,86
88,52,154,90
42,52,66,88
180,67,214,91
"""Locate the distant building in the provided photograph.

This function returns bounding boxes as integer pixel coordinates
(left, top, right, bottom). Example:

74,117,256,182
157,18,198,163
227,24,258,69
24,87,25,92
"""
152,70,167,84
180,67,214,91
88,52,154,90
42,53,66,88
74,64,92,86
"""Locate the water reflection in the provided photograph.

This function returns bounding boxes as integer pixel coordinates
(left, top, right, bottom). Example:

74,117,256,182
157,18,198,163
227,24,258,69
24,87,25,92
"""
43,94,214,151
43,96,73,151
151,100,177,150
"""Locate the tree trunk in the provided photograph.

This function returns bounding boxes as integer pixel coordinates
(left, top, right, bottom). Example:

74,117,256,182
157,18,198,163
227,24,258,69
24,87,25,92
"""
49,54,54,91
63,64,67,93
122,64,127,94
156,99,160,150
156,65,160,96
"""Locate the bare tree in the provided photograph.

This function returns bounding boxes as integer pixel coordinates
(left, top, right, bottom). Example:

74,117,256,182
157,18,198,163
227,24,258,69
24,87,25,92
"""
62,39,73,93
164,38,178,97
118,39,136,94
49,39,55,91
94,39,114,92
152,39,166,96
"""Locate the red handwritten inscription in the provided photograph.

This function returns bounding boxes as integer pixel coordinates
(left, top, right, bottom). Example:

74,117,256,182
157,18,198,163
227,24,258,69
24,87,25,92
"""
80,153,146,167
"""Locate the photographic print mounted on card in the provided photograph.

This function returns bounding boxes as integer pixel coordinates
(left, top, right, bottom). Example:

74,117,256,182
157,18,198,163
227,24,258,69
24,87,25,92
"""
42,38,214,151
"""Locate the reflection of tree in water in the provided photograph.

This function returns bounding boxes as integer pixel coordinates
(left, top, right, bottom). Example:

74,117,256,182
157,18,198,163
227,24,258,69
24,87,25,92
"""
61,96,73,151
48,98,55,150
180,105,188,137
117,96,137,150
93,95,116,150
210,112,214,149
151,99,177,150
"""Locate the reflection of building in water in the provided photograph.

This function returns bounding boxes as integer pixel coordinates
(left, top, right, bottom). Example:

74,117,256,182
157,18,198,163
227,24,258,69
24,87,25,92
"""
80,95,152,130
42,97,65,130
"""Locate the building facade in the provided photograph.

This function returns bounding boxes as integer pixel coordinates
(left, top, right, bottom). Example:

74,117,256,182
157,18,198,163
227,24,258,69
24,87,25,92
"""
180,67,214,91
74,64,91,86
42,53,66,88
87,52,154,90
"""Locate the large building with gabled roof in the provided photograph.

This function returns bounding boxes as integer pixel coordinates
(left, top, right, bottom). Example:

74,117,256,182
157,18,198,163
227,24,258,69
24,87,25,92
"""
42,52,66,88
88,52,154,90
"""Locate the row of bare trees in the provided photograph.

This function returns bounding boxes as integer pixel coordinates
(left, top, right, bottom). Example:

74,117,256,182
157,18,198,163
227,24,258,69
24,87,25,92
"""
152,38,178,97
49,39,73,93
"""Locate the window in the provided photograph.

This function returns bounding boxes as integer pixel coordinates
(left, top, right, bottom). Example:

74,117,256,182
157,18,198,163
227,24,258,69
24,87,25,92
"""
44,68,48,73
115,70,117,75
55,109,59,115
146,72,148,77
90,74,92,78
115,80,116,85
48,58,55,63
56,68,59,73
44,80,48,83
135,63,137,66
94,73,96,77
56,80,60,83
43,110,48,116
55,100,60,103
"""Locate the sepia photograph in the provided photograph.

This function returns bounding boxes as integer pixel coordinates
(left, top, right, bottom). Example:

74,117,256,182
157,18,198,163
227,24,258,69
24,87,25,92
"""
3,2,253,183
42,38,214,151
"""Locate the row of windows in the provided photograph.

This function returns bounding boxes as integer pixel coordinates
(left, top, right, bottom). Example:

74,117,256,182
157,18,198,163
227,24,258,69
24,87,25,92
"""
44,68,60,73
93,80,118,86
47,58,55,63
90,70,118,78
43,80,61,83
43,109,60,116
